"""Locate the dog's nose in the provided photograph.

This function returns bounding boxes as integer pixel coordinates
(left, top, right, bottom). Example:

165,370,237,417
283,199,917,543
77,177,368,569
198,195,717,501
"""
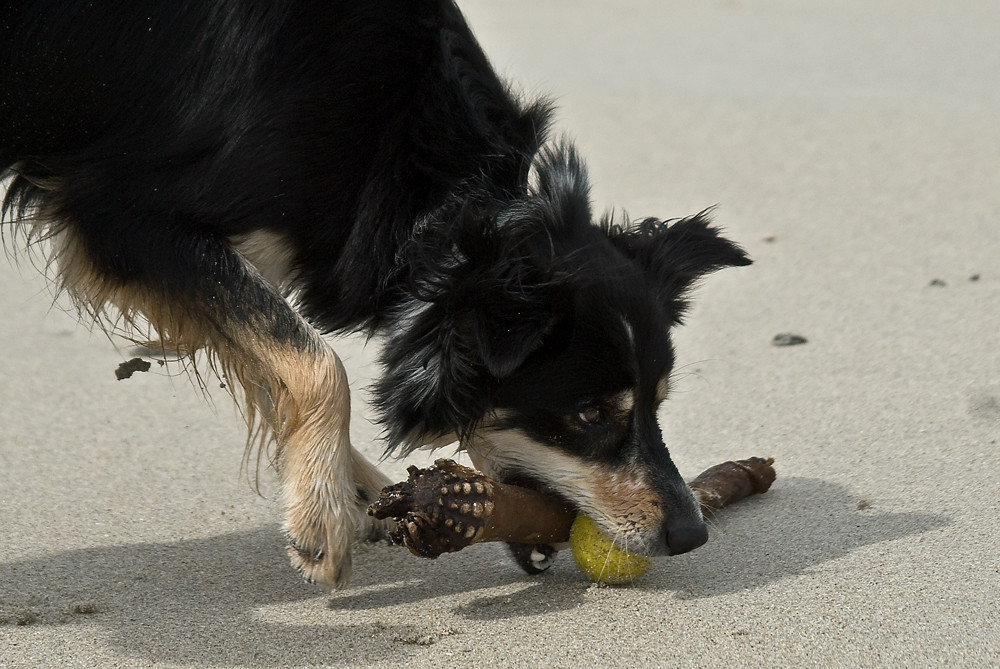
665,521,708,555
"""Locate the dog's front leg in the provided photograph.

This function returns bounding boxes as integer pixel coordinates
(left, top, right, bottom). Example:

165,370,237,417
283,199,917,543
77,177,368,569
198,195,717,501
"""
268,345,398,585
51,226,389,588
229,311,393,588
265,345,370,587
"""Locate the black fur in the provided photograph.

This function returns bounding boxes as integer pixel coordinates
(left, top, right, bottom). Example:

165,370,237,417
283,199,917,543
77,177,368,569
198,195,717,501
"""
2,0,751,576
2,0,549,326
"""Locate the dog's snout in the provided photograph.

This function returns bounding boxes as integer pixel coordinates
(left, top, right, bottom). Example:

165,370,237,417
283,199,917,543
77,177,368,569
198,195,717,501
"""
664,520,708,556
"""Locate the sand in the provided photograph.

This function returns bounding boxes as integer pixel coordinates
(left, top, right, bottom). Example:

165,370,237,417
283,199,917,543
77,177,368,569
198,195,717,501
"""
2,1,999,666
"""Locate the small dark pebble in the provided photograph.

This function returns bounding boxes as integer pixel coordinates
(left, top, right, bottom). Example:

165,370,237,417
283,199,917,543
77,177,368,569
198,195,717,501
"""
929,278,946,287
394,634,439,646
772,333,808,347
969,274,980,282
115,357,152,380
15,609,40,626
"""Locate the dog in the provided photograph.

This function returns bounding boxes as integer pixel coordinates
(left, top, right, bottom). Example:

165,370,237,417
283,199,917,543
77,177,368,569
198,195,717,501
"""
1,0,750,588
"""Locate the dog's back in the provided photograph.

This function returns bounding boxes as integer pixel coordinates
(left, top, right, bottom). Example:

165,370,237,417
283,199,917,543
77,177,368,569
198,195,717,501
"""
1,0,546,330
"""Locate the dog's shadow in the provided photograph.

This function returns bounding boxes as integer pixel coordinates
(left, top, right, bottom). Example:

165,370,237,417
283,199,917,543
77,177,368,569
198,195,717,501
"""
0,476,946,666
639,475,949,599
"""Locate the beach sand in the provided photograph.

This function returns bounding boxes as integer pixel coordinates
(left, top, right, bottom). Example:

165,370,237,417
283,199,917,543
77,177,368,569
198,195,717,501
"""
2,1,999,666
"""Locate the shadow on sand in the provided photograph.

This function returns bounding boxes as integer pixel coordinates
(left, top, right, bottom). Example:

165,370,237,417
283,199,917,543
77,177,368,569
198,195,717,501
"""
0,476,946,666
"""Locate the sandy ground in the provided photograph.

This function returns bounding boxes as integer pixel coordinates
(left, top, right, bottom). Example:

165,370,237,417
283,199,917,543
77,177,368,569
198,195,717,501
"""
2,1,999,666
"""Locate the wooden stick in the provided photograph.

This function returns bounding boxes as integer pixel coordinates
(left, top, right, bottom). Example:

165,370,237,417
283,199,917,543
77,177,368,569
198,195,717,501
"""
689,457,776,514
368,456,776,559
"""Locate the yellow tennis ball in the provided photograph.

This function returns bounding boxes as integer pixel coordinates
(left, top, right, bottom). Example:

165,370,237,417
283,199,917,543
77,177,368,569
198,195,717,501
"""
569,515,651,584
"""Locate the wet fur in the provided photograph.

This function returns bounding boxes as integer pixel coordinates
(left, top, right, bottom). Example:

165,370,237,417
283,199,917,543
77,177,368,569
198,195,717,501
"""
1,0,750,587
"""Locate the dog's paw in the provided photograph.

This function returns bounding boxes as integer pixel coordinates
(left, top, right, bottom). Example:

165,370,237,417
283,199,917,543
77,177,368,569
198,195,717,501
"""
355,506,395,543
507,542,558,574
283,522,353,589
354,485,395,543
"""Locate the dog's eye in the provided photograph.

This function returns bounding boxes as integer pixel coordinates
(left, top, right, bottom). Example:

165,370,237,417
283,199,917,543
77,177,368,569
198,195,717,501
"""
578,406,605,426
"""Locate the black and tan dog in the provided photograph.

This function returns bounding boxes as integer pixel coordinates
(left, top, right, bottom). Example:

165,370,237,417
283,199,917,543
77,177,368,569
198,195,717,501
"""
0,0,750,588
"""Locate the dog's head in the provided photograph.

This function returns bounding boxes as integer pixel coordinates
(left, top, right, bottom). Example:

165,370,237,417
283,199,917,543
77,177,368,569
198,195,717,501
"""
375,143,750,559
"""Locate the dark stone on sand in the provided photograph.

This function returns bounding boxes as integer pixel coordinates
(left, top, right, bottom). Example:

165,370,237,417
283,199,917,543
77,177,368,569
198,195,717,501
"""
772,333,808,347
115,357,152,380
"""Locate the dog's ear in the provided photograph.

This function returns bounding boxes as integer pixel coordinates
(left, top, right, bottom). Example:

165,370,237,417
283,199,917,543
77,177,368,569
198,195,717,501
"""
373,213,559,455
467,297,551,378
526,141,592,232
609,211,751,323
